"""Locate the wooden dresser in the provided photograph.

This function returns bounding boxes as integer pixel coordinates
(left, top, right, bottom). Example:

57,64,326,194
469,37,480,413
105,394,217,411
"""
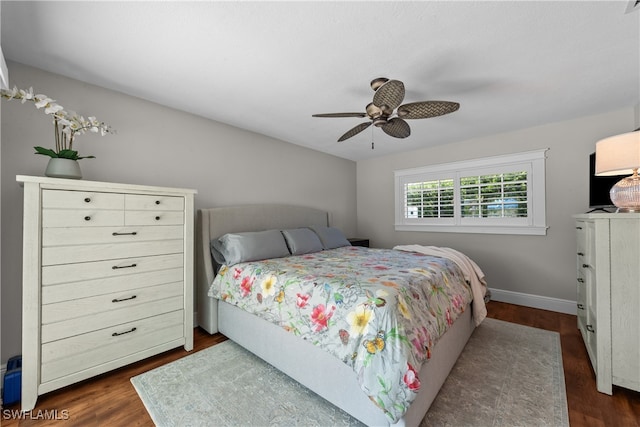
17,175,197,411
573,213,640,394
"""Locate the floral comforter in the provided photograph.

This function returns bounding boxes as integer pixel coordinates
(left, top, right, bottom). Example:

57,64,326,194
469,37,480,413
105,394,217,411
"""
208,246,473,422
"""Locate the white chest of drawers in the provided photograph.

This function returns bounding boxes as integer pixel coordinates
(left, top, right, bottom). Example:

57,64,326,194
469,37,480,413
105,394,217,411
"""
574,213,640,395
17,175,197,411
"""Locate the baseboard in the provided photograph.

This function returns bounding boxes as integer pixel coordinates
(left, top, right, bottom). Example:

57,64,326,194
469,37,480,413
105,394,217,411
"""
489,288,577,315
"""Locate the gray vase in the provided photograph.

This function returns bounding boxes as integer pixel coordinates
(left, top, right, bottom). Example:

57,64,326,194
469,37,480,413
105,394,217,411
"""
44,158,82,179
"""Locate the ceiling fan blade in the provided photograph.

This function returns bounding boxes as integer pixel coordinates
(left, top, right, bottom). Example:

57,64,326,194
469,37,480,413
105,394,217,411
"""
337,122,372,142
381,118,411,139
312,112,367,118
396,101,460,119
372,79,405,111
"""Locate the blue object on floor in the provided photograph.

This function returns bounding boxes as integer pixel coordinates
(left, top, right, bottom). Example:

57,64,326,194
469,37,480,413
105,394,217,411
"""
3,355,22,406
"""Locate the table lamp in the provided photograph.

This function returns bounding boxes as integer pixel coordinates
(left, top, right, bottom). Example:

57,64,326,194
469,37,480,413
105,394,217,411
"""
595,129,640,212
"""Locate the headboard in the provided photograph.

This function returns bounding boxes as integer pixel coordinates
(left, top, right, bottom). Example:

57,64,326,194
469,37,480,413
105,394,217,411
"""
196,204,329,333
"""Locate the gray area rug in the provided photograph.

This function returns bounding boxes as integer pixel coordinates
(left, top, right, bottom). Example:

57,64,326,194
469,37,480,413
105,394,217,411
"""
131,318,568,426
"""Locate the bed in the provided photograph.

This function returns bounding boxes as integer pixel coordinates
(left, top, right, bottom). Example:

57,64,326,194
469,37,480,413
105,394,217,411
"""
196,204,487,426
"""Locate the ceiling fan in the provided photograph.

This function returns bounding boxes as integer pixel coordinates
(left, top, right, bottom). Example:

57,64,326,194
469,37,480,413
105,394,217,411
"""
312,77,460,142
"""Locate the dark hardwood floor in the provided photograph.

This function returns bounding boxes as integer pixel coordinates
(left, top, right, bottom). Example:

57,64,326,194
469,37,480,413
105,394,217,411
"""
2,301,639,426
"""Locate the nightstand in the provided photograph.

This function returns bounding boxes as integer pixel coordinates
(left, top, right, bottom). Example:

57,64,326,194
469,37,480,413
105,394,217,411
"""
348,238,369,247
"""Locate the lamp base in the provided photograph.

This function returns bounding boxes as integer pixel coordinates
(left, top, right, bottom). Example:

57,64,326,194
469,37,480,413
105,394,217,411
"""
610,170,640,212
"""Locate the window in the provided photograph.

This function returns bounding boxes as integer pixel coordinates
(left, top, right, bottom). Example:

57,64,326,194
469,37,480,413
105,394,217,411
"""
395,149,548,235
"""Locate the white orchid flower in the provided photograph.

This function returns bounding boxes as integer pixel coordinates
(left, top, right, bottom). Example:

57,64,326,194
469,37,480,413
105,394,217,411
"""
57,117,72,127
3,86,19,99
19,87,34,103
44,103,64,115
34,95,51,108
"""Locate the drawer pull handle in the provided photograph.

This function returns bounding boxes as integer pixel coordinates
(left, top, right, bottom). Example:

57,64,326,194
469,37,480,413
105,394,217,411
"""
155,216,161,221
84,216,91,221
112,295,137,303
586,324,595,333
112,327,137,337
576,226,583,230
582,264,590,269
84,197,91,203
155,200,161,205
112,263,137,270
577,278,584,283
577,303,585,310
112,231,138,236
577,252,584,256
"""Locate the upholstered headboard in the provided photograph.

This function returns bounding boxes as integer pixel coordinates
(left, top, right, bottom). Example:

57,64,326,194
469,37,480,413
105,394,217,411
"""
196,204,329,333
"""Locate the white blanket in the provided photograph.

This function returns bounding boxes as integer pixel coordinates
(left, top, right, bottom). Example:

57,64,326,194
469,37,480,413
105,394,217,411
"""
394,245,488,326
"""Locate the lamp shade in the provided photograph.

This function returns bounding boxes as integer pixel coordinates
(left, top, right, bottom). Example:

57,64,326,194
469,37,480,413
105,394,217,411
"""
595,131,640,176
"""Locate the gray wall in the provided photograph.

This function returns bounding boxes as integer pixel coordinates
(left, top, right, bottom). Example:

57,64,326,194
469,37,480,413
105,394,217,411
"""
1,62,357,364
356,108,637,303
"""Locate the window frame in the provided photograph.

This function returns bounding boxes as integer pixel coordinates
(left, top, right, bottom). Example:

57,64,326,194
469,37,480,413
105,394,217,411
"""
394,149,548,235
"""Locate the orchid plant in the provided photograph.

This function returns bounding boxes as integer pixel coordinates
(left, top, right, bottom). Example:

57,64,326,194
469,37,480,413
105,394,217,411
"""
0,86,114,160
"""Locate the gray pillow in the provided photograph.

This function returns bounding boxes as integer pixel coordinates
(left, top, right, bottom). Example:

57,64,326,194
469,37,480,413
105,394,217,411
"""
282,228,324,255
211,229,290,266
309,225,351,250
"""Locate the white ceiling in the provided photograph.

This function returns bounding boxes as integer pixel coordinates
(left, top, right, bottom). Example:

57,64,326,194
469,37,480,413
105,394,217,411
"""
2,1,639,161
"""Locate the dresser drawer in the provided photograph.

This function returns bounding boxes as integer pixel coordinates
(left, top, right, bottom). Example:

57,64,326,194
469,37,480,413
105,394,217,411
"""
43,267,184,304
577,273,586,310
125,210,184,226
43,209,124,228
41,295,184,343
576,221,589,267
42,238,184,265
586,310,598,370
42,253,183,286
41,310,184,383
125,194,184,211
42,281,184,324
42,190,124,210
576,221,587,251
43,225,183,246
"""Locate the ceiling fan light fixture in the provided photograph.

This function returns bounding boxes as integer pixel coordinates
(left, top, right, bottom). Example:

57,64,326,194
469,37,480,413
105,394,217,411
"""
370,77,389,91
373,117,387,127
366,102,383,119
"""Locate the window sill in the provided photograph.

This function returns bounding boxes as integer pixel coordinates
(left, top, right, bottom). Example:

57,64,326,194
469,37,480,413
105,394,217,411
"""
394,224,548,235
